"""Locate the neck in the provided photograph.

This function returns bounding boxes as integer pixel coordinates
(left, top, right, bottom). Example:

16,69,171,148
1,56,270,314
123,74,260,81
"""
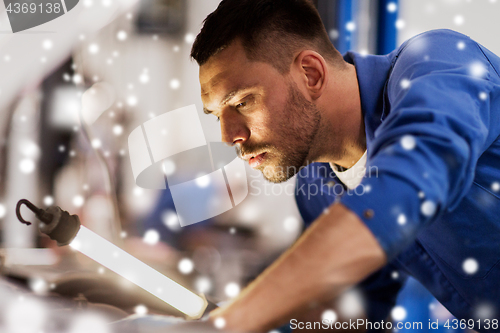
310,63,366,169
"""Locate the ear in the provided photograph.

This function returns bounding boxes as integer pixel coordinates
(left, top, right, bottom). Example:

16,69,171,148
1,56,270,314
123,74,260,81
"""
291,50,328,100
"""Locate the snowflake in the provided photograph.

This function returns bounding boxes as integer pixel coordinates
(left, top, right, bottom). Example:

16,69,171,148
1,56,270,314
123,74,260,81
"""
322,309,337,323
400,135,416,150
117,30,127,41
454,15,464,26
462,258,479,274
178,258,194,274
391,306,407,321
225,282,240,298
88,43,99,54
143,229,160,245
387,2,397,12
421,200,436,216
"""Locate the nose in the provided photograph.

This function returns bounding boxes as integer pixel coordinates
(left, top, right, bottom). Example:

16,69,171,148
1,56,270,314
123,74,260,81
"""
220,112,249,146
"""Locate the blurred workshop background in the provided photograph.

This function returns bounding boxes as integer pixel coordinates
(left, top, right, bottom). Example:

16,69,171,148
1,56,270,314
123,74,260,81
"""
0,0,499,332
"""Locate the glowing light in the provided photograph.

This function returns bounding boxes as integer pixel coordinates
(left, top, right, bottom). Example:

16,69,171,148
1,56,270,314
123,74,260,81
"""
162,160,176,176
421,200,436,217
345,21,356,32
479,92,488,101
400,135,416,150
457,41,466,50
0,204,6,218
391,271,399,279
395,19,405,29
387,2,397,12
170,79,180,90
214,317,226,329
19,158,35,174
492,182,500,192
391,306,407,321
120,231,127,238
462,258,479,274
29,277,48,295
143,229,160,245
162,210,180,232
283,216,300,232
73,195,85,208
338,290,364,318
397,214,407,225
178,258,194,274
91,138,102,149
322,309,337,323
400,78,411,89
117,30,127,41
139,72,150,84
73,74,83,84
184,33,195,44
195,276,212,294
98,267,105,274
134,304,148,316
127,95,138,106
470,61,487,78
42,39,53,50
454,15,464,26
418,191,425,199
70,226,207,318
112,124,123,136
224,282,240,298
88,43,100,54
195,174,211,188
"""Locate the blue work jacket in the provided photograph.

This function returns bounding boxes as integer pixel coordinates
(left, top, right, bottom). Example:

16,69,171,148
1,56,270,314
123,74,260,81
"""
295,29,500,332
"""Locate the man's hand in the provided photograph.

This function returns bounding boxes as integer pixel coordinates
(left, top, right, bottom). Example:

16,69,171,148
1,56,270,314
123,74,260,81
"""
208,203,387,332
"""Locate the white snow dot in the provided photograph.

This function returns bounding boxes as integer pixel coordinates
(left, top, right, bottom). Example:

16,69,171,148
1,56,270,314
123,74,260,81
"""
153,34,158,40
195,276,212,293
470,61,487,78
170,79,180,90
112,124,123,136
161,160,176,177
397,214,407,225
400,78,411,89
329,29,339,40
184,33,195,44
72,74,83,85
457,41,466,50
283,216,300,232
127,95,138,106
400,135,416,150
29,278,48,295
391,306,407,321
491,182,500,192
143,229,160,245
162,210,180,231
421,200,437,217
418,191,425,199
195,174,211,188
98,267,105,274
0,204,6,218
454,15,464,26
229,227,236,234
178,258,194,274
395,19,405,29
134,304,148,316
63,73,71,81
387,2,397,12
101,0,112,7
173,45,180,52
88,43,99,54
133,187,143,196
225,282,240,298
479,92,488,101
91,139,102,149
462,258,479,274
120,231,127,238
117,30,127,41
214,317,226,329
126,13,132,19
43,196,54,206
83,0,93,7
139,73,150,84
321,309,337,323
345,21,356,32
4,54,11,62
391,271,399,279
19,158,35,174
72,195,85,207
42,39,53,50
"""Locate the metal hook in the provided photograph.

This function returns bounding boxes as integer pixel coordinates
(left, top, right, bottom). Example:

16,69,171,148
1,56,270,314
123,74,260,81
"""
16,199,43,226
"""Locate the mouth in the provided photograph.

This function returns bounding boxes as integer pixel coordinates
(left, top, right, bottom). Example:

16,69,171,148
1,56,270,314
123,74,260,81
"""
247,152,267,168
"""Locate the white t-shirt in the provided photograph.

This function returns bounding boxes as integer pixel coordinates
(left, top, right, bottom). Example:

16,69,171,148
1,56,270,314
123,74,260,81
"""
329,151,367,190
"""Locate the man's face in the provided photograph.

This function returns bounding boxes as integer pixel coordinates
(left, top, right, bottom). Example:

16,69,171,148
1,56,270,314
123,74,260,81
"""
199,40,321,183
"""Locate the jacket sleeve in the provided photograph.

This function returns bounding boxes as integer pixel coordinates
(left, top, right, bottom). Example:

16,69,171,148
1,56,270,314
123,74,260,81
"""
340,33,495,260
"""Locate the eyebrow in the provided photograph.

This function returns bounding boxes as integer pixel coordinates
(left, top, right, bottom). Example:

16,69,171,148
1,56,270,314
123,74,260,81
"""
203,87,251,115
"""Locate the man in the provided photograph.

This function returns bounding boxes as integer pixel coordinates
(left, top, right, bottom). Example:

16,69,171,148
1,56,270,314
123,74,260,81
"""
190,0,500,332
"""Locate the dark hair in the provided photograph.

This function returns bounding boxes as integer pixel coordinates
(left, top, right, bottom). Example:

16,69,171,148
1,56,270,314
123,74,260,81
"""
190,0,344,74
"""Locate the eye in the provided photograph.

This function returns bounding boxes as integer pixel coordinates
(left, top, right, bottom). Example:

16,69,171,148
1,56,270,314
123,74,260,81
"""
235,101,247,110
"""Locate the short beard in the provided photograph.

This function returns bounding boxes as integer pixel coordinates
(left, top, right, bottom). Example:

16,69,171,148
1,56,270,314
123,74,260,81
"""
238,80,321,183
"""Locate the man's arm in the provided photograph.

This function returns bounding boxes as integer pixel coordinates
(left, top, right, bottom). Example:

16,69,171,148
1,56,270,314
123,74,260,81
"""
209,203,386,332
